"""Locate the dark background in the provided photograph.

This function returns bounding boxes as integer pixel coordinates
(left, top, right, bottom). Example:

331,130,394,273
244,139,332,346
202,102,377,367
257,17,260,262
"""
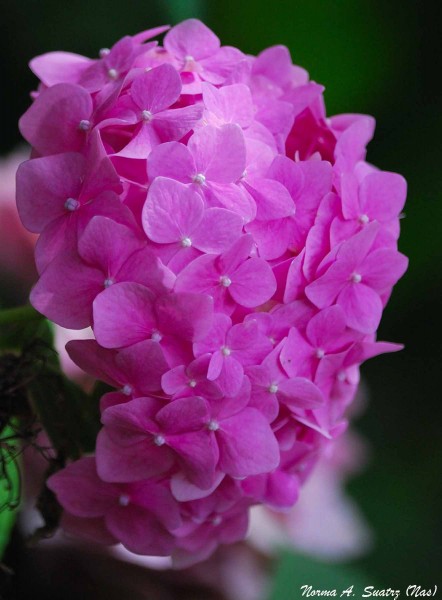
0,0,440,595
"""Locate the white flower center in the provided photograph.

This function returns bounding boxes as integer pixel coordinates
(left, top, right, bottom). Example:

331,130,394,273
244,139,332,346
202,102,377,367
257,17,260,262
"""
181,237,192,248
154,434,166,446
141,110,154,122
219,275,232,288
122,384,133,396
64,198,80,212
337,371,347,382
268,383,279,394
118,494,130,507
221,346,231,357
103,278,114,288
207,419,219,432
78,119,91,131
188,379,197,388
212,515,222,526
192,173,206,185
358,214,369,224
351,272,362,283
184,55,195,62
315,348,325,359
108,68,118,79
151,330,163,342
99,48,110,58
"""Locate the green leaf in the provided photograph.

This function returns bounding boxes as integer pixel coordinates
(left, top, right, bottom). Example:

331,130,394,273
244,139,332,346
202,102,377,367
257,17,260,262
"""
0,425,20,559
27,369,100,459
269,551,376,600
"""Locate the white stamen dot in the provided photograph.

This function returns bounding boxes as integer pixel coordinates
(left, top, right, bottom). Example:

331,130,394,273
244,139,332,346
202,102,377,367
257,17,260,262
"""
207,420,219,432
181,237,192,248
241,169,247,179
188,379,197,388
103,278,114,288
351,272,362,283
359,214,369,224
337,371,347,382
184,55,195,62
154,434,166,446
221,346,231,357
151,330,163,342
192,173,206,185
219,275,232,288
108,68,118,79
316,348,325,359
118,494,130,507
269,383,279,394
99,48,110,58
122,384,133,396
141,110,154,122
269,336,276,345
64,198,80,212
212,515,222,526
79,119,91,131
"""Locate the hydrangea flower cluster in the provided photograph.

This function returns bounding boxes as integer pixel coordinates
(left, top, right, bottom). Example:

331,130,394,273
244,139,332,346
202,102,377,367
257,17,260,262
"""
16,19,408,566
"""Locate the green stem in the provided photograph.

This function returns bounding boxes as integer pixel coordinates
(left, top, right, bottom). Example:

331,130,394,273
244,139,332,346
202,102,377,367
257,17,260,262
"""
0,305,42,325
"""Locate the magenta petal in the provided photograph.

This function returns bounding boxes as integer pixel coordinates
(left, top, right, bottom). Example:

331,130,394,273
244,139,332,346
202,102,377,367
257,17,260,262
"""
93,282,156,348
230,258,276,307
66,339,119,386
305,261,352,309
143,177,203,243
171,471,224,501
19,83,92,155
131,64,181,113
306,305,347,349
164,19,220,61
155,292,214,341
360,171,407,222
188,124,246,183
214,355,244,397
148,141,194,182
278,377,324,411
192,207,243,253
78,216,143,274
116,340,169,393
105,505,175,556
156,396,209,434
360,249,408,292
96,430,171,482
218,409,280,478
30,51,90,86
153,104,203,143
47,457,115,518
167,431,218,489
16,153,85,232
337,283,383,333
30,253,101,328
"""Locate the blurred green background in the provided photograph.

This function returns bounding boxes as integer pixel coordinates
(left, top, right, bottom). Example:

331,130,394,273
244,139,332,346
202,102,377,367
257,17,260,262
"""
0,0,440,596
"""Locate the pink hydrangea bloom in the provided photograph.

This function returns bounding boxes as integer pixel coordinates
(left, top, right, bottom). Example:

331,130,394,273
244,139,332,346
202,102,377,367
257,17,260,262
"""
17,18,408,565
